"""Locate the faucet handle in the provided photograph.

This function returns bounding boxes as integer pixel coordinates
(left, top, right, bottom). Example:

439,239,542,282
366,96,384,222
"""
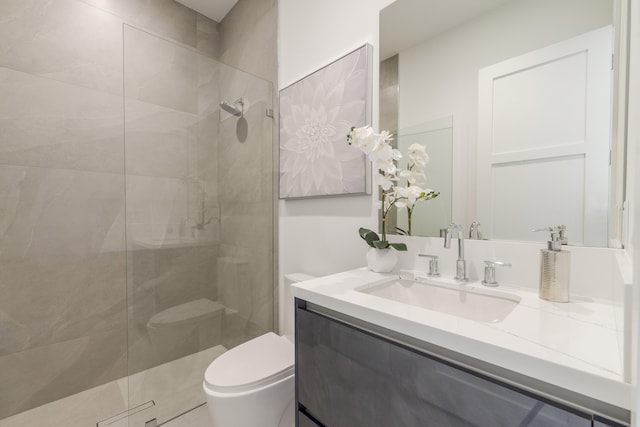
482,260,511,287
418,254,440,277
484,260,511,267
556,225,568,245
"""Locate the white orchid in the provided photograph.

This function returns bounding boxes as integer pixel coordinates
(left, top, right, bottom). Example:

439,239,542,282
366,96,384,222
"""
407,143,429,167
370,142,401,169
376,172,396,191
394,185,426,208
347,126,377,154
348,126,439,239
350,126,401,175
399,143,429,184
399,168,424,185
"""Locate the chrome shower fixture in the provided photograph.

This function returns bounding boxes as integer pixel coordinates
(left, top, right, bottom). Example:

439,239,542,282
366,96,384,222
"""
220,97,244,116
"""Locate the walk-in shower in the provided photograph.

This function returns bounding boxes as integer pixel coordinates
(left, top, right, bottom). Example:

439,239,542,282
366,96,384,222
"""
0,13,274,427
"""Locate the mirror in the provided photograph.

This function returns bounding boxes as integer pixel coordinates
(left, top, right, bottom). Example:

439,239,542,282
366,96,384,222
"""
380,0,628,247
395,118,453,237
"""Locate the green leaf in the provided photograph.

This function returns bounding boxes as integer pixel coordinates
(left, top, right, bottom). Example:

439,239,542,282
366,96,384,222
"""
388,242,408,251
359,227,380,248
395,226,408,236
373,240,391,249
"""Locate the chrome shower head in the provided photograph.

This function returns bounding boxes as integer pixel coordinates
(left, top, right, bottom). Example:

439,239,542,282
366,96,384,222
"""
220,97,244,116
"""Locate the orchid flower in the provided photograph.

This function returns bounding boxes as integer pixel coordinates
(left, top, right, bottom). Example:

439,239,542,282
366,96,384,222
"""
348,126,438,242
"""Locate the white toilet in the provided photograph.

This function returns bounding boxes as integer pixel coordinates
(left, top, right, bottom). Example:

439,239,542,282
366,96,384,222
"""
203,273,315,427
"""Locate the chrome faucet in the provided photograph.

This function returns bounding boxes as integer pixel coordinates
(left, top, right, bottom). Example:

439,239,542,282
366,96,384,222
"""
469,221,482,240
444,222,467,281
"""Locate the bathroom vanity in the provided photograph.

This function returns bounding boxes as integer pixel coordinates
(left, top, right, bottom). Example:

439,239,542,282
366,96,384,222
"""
292,269,631,427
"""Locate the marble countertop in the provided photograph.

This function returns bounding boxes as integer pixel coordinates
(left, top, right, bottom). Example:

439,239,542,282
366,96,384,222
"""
291,268,631,410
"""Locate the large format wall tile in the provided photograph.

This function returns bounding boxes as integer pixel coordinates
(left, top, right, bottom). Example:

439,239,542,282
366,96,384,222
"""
125,175,188,237
218,102,270,204
124,25,198,114
219,62,272,113
188,112,218,199
197,14,220,59
0,329,126,419
0,166,126,358
198,55,221,117
219,0,277,82
0,67,124,174
0,0,123,96
218,243,273,335
0,378,127,427
79,0,198,48
0,166,125,259
125,100,199,179
0,251,126,355
220,202,271,248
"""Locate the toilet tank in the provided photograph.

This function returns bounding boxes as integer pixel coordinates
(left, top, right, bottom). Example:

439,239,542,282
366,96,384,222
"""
282,273,316,341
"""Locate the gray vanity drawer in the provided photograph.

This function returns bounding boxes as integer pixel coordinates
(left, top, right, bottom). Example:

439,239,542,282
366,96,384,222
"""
296,305,592,427
298,410,322,427
594,416,628,427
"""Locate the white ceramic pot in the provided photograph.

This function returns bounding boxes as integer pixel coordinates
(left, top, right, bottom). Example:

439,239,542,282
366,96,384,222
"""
366,247,398,273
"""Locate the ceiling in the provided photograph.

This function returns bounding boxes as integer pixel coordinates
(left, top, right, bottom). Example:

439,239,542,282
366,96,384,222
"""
175,0,240,22
380,0,514,60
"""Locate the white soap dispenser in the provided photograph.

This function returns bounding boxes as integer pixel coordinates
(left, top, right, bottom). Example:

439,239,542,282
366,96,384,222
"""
533,226,570,303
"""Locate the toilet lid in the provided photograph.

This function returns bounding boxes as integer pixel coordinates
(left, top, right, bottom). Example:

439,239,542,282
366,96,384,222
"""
148,299,224,328
204,332,294,392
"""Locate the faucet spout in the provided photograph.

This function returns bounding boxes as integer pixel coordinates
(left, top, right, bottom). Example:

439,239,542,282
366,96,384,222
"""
469,221,482,240
444,223,467,281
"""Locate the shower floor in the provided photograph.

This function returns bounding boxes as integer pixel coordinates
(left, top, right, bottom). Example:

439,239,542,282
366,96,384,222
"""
0,346,225,427
164,404,212,427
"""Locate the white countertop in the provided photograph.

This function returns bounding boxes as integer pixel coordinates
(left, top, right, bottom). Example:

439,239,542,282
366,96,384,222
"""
291,268,632,411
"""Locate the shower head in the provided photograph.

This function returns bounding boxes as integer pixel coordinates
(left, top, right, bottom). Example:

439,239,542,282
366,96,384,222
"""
220,97,244,116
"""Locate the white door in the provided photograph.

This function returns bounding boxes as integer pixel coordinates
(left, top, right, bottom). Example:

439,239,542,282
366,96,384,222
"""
477,26,612,246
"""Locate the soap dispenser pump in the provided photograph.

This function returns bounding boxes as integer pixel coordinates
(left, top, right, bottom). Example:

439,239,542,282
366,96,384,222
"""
533,226,570,303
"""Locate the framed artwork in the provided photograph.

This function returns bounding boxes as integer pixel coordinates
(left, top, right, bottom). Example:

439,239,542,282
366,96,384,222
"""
279,44,372,199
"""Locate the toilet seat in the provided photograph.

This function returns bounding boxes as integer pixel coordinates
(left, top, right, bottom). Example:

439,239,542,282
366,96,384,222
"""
204,332,294,393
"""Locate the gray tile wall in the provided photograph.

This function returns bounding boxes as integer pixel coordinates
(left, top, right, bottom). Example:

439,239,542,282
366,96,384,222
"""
217,0,279,335
219,0,277,83
212,0,278,338
0,0,221,420
122,24,223,375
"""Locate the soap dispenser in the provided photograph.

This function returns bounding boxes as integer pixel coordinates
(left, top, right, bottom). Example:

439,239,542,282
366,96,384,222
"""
533,226,570,302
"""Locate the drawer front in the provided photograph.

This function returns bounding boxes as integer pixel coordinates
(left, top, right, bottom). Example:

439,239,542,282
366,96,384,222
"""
594,416,628,426
296,306,592,427
298,410,322,427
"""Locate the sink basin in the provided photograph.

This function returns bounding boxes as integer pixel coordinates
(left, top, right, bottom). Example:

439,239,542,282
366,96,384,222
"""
357,278,520,323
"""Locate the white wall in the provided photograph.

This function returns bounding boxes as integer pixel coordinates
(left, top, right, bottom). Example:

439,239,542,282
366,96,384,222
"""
629,0,640,420
277,0,394,288
277,0,395,332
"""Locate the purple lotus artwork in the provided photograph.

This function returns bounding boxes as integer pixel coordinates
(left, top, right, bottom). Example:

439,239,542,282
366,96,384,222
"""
279,44,371,199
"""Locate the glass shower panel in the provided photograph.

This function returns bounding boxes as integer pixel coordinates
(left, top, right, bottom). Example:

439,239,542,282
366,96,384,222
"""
123,25,273,426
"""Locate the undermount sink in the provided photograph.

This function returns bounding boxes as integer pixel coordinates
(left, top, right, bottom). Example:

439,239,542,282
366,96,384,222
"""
357,278,520,323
